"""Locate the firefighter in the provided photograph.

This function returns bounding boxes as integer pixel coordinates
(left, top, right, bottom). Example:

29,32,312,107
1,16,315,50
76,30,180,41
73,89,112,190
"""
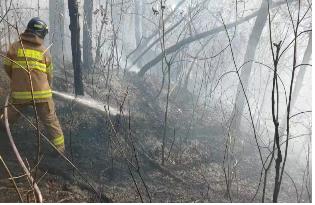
0,17,65,153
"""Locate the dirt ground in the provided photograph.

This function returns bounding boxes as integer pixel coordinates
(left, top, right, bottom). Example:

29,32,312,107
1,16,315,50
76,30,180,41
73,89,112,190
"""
0,72,310,203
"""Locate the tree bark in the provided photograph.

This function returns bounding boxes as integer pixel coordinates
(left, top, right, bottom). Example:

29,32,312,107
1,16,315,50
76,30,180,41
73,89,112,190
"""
68,0,84,95
134,0,143,66
134,0,142,46
49,0,64,70
131,0,196,67
83,0,93,71
230,0,269,132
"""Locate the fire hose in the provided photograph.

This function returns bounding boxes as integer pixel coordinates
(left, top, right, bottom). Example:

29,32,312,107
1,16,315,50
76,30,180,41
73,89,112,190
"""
3,93,113,202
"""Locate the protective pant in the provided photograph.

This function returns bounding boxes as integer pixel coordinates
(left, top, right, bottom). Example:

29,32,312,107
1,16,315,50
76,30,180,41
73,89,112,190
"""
0,99,65,152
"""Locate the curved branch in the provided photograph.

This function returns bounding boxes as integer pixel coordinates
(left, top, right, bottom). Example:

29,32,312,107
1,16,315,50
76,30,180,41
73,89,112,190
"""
289,110,311,119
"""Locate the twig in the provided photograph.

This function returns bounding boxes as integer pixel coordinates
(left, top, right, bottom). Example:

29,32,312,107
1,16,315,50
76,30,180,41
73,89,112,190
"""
0,154,23,202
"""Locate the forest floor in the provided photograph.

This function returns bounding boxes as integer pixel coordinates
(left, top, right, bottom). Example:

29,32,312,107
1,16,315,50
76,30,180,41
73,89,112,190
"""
0,70,309,202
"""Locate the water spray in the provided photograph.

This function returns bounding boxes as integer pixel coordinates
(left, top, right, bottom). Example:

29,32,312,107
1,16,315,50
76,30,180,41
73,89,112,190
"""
52,90,121,115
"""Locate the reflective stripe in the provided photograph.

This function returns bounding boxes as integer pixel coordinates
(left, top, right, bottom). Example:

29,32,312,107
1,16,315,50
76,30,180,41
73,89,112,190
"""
34,24,44,29
53,135,64,146
17,48,44,61
12,89,52,100
47,63,53,73
3,58,12,66
11,60,47,73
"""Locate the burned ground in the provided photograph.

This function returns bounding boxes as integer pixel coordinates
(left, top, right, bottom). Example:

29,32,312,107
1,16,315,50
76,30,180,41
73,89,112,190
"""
0,71,309,202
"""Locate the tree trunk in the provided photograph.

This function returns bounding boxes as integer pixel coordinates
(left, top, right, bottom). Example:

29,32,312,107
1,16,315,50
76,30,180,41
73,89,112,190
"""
137,0,294,77
230,0,269,132
279,33,312,133
94,2,108,66
83,0,93,71
5,0,11,46
134,0,143,67
68,0,84,95
49,0,64,70
134,0,142,46
0,1,3,50
141,1,147,38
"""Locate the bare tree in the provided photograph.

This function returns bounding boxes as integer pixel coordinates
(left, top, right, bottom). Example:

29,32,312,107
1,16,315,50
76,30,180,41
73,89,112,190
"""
49,0,64,70
279,33,312,133
83,0,93,71
267,0,310,201
230,0,269,133
94,2,108,66
137,0,296,77
134,0,143,67
134,0,142,47
68,0,84,95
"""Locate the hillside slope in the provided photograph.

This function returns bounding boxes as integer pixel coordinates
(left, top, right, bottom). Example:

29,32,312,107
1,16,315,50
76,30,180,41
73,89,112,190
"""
0,70,302,202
